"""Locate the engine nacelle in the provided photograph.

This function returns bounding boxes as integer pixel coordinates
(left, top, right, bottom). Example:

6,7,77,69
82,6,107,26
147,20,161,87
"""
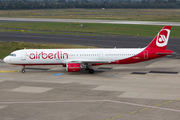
66,63,81,72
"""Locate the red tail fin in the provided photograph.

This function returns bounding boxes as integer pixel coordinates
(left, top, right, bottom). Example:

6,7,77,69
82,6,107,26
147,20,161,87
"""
147,26,171,50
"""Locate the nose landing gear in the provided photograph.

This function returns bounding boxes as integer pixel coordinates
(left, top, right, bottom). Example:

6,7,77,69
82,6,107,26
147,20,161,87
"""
22,65,25,73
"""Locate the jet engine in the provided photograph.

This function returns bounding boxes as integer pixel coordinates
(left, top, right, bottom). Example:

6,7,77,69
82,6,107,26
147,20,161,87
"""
66,63,81,72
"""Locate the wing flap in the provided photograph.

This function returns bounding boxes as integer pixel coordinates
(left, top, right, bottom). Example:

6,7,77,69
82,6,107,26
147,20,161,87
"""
69,59,112,64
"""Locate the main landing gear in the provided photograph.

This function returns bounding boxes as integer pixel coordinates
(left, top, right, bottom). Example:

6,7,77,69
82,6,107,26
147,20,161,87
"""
85,65,94,74
22,65,25,73
88,69,94,74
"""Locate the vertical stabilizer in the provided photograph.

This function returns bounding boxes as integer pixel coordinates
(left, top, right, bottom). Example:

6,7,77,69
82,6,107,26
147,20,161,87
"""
146,26,171,50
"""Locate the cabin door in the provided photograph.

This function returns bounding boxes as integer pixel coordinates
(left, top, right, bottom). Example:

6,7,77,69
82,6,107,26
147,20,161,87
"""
144,50,148,59
21,51,26,60
99,52,103,59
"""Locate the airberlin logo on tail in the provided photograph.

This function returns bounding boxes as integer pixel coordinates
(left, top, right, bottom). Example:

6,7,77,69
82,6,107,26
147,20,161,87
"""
156,29,170,47
29,51,68,59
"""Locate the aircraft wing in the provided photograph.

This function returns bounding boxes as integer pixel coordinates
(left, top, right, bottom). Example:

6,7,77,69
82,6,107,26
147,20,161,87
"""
62,59,112,64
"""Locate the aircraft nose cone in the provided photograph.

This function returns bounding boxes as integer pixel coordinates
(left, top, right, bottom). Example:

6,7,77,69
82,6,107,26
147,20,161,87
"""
3,57,8,63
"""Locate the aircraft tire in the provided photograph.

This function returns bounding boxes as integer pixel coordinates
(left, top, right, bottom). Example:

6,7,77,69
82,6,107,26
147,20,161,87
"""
89,69,94,74
22,69,25,73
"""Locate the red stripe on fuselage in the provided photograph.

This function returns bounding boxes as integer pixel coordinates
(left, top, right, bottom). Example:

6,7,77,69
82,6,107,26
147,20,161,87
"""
118,48,173,64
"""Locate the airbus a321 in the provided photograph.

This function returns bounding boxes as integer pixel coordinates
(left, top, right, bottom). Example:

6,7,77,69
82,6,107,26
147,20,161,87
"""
3,26,173,74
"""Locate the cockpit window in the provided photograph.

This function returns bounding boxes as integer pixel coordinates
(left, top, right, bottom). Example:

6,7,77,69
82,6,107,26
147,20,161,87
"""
9,54,16,57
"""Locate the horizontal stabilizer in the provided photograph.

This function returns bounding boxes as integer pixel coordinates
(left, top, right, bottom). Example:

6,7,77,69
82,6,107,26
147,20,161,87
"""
155,52,173,55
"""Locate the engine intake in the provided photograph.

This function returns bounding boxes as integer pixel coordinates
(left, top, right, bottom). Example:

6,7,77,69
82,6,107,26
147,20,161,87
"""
66,63,81,72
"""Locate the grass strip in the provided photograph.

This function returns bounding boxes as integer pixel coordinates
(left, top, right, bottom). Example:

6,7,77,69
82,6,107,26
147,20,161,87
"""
0,29,106,36
0,41,95,59
0,22,180,37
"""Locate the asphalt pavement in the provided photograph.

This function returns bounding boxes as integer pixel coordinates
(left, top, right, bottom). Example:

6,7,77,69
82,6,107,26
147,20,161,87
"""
1,58,180,120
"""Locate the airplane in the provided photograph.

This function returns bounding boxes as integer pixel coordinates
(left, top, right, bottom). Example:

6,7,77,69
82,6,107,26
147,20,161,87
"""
3,26,173,74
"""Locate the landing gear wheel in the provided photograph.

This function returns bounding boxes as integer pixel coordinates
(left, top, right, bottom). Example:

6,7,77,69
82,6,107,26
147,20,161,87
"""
89,69,94,74
22,69,25,73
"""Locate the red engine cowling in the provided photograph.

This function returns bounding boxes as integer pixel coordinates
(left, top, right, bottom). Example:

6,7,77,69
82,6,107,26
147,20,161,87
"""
66,63,81,72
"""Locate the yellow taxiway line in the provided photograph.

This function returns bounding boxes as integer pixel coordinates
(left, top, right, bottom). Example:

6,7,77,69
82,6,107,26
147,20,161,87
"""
0,71,19,73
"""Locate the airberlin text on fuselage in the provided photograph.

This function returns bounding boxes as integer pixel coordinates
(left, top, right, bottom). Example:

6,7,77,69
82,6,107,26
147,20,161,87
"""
29,51,68,59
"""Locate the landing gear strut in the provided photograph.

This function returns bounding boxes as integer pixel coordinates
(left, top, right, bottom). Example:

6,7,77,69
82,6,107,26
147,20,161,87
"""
22,65,25,73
